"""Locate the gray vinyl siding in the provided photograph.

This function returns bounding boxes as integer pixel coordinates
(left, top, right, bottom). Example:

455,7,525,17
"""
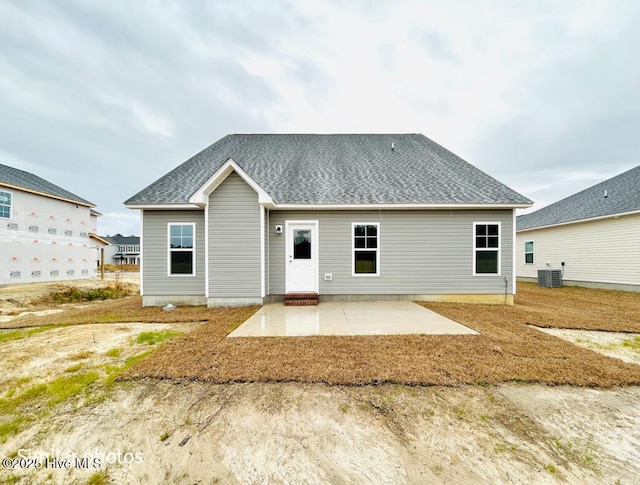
265,208,269,295
208,172,261,297
269,210,514,295
142,210,205,295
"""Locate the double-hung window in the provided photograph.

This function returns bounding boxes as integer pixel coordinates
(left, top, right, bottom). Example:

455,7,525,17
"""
473,222,500,275
0,190,12,219
168,223,195,276
524,241,534,264
353,223,379,276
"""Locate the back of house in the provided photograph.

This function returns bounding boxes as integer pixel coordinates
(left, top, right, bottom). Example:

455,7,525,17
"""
125,134,532,306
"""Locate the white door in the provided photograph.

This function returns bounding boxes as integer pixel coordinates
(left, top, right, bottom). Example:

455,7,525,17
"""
285,221,318,293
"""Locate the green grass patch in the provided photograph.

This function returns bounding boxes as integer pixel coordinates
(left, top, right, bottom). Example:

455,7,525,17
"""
95,313,127,323
105,347,123,358
65,363,83,373
159,431,171,442
622,336,640,351
104,350,154,387
86,470,109,485
0,325,69,343
0,416,25,443
43,372,100,406
136,330,182,346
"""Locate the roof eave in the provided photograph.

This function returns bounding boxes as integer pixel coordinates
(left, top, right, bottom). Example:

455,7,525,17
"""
266,202,533,210
517,208,640,232
0,182,95,208
125,203,203,210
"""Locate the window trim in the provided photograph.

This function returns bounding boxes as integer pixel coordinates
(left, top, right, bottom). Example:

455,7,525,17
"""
352,222,380,277
524,240,534,264
472,222,501,276
167,222,196,277
0,189,13,219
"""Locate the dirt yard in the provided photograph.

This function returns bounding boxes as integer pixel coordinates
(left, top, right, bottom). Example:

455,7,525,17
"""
0,280,639,484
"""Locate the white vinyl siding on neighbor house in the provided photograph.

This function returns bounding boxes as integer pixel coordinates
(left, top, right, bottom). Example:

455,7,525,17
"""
269,209,514,296
516,213,640,287
0,190,12,219
352,222,379,276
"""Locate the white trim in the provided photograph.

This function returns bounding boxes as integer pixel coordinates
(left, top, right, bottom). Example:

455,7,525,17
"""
139,210,144,296
512,210,516,295
266,209,270,296
260,204,265,298
204,205,209,298
0,188,13,220
125,204,201,210
352,222,380,277
167,222,196,277
472,221,501,277
284,220,319,294
517,208,640,232
188,158,274,206
271,203,532,210
128,201,532,211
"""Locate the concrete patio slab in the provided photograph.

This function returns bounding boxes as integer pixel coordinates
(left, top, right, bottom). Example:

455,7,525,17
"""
227,301,479,337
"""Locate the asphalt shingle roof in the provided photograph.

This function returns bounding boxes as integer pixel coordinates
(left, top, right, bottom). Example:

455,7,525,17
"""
0,163,94,206
125,134,532,206
517,164,640,231
103,235,140,245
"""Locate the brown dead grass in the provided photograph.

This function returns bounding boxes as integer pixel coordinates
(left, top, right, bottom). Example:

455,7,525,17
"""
123,283,640,387
515,283,640,332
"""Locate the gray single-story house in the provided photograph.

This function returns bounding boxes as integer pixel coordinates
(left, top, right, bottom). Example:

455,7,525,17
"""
125,134,532,306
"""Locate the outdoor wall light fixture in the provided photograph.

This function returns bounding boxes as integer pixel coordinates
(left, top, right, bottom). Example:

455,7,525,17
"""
275,225,283,234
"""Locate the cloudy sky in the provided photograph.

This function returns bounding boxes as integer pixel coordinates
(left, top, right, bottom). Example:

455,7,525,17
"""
1,0,638,236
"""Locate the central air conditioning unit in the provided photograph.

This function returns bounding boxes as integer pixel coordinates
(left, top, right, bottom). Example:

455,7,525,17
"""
537,269,562,288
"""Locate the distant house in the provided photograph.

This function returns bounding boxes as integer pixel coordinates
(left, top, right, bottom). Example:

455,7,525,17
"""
516,165,640,292
0,163,101,284
102,235,141,265
125,134,532,307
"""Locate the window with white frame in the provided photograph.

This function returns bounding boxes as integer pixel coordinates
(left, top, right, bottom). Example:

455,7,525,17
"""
168,223,195,275
353,223,379,275
0,190,12,219
524,241,534,264
473,222,500,275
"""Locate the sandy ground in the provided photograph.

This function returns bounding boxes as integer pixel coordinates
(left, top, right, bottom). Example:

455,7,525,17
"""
536,327,640,365
1,280,639,484
0,323,639,484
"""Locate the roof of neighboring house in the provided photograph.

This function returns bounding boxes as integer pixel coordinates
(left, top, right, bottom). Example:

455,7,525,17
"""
0,163,95,207
102,235,140,245
125,134,532,207
517,164,640,231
